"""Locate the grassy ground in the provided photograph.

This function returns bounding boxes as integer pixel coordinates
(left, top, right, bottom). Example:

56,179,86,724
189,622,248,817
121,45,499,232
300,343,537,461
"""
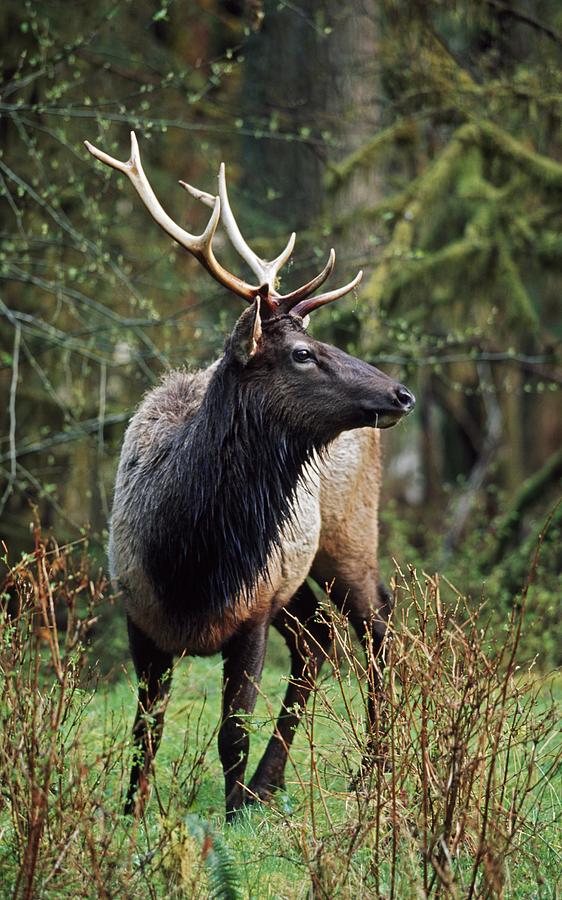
86,651,561,899
1,532,560,898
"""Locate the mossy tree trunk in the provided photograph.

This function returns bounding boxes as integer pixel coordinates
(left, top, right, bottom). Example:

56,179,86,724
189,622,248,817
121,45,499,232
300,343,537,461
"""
241,1,381,284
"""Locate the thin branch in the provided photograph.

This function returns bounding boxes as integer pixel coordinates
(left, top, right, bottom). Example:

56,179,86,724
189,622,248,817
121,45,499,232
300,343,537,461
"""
0,159,172,370
0,412,131,466
3,267,163,380
0,319,22,516
1,0,128,99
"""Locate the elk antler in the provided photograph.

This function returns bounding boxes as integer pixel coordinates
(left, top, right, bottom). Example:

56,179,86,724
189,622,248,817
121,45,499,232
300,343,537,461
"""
180,164,363,316
84,132,258,301
181,164,297,293
85,131,363,316
288,269,364,318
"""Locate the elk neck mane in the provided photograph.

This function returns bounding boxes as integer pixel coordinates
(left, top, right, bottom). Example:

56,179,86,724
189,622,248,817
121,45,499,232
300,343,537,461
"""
139,343,321,621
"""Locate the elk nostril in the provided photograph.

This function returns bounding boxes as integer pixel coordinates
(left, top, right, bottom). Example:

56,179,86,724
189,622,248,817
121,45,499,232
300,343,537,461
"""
394,386,416,411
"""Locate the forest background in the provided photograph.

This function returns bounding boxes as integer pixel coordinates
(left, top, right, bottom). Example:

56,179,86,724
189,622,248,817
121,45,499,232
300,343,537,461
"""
1,0,560,667
0,2,561,897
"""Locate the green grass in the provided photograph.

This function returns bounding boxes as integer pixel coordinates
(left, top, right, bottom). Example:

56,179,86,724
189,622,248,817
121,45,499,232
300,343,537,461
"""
76,640,561,899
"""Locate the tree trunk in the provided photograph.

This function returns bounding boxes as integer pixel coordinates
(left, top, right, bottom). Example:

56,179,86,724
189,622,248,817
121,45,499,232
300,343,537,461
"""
242,1,381,272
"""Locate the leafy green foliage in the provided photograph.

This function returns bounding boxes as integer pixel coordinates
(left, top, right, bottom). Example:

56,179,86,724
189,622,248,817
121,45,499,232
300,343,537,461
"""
185,814,243,900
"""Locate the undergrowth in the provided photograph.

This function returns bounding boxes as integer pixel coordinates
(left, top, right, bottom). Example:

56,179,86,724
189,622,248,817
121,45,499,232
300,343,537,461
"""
0,522,559,898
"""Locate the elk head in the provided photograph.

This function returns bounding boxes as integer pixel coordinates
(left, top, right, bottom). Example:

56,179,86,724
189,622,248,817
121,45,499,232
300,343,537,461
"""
84,132,415,437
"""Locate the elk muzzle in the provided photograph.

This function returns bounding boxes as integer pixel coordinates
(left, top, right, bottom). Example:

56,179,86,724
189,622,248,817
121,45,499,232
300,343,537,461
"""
359,380,416,428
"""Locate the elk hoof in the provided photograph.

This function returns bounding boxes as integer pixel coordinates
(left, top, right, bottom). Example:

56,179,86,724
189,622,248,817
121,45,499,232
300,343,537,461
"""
246,775,285,804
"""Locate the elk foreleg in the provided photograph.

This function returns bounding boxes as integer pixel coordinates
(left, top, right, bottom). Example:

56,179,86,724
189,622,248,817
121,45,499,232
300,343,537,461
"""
248,582,333,804
124,616,174,815
220,621,268,821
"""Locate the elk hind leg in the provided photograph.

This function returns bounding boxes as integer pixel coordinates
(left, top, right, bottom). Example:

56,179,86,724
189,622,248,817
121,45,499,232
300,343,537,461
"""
124,615,174,815
349,581,393,766
326,578,393,765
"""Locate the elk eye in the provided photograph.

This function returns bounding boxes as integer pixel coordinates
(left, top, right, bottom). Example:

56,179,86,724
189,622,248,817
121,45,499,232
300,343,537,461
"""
293,347,314,363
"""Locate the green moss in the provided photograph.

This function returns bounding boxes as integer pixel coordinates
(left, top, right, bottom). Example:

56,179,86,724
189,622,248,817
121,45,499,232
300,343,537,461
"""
326,119,419,191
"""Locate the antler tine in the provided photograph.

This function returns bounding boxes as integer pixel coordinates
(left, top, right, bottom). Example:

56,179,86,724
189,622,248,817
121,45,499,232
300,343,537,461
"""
277,249,336,309
215,165,354,310
218,163,296,289
290,270,364,319
85,132,257,302
182,164,296,291
179,180,215,209
169,163,360,316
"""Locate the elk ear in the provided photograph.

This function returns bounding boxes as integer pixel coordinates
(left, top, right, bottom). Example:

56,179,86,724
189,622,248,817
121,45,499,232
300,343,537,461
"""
231,297,263,364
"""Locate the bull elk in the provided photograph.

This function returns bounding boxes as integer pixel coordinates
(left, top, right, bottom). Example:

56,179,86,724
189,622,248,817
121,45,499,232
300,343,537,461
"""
85,132,415,819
